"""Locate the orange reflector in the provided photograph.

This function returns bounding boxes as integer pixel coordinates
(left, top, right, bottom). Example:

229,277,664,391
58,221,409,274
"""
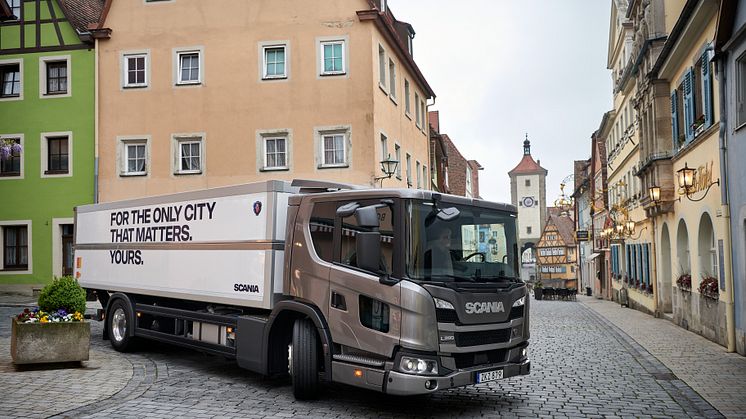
226,327,233,333
136,312,141,318
76,257,82,268
354,369,363,378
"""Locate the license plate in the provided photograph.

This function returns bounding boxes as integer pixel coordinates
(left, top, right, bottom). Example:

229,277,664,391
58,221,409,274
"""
476,368,503,383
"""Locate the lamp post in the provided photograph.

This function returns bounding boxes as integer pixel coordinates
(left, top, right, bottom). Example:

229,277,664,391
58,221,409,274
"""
675,162,720,202
375,154,399,187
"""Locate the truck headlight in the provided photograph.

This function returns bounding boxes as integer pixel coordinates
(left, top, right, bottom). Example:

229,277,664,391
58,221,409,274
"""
399,356,439,375
512,296,526,307
433,298,454,310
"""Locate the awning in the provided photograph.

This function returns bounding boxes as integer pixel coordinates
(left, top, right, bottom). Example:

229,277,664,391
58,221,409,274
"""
587,253,602,261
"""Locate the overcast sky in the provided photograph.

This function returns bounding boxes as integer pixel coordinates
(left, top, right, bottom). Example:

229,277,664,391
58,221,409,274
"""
391,0,614,204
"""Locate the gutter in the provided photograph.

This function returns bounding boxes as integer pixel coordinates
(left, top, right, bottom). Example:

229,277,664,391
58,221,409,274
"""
94,38,99,203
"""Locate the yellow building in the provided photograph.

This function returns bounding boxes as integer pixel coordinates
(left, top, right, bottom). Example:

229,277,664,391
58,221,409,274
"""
648,0,733,349
536,208,577,289
93,0,434,202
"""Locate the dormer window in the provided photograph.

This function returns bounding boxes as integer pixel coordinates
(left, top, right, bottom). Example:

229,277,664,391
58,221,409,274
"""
408,34,414,56
380,0,386,13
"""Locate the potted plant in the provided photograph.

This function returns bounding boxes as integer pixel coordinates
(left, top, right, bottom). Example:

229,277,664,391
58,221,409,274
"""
10,276,90,364
698,275,719,300
676,272,692,291
533,280,544,300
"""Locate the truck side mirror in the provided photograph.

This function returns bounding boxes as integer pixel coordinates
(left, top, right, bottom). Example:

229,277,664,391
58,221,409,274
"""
356,231,381,273
354,206,380,228
437,207,460,221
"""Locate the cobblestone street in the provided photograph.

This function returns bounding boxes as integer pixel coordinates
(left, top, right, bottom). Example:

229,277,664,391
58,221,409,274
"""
1,296,743,418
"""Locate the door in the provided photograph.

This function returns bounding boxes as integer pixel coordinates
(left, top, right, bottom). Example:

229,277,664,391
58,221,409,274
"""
61,224,74,276
328,199,402,358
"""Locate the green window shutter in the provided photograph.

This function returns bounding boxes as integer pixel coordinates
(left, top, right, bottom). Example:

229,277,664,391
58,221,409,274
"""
671,90,679,148
702,50,714,127
684,68,695,143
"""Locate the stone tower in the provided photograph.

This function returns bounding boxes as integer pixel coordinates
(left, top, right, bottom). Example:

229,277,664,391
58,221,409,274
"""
508,135,548,258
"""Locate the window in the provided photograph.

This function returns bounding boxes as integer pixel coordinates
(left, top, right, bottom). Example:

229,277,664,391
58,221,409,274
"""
120,139,148,176
309,201,337,263
0,137,22,177
321,41,345,75
404,79,411,115
378,45,386,87
8,0,19,19
46,61,67,94
394,144,401,179
421,99,426,130
0,62,21,98
177,51,201,84
264,137,287,170
422,165,427,190
415,93,421,127
406,153,412,186
380,133,388,161
3,225,28,270
45,136,69,175
339,199,394,275
525,179,531,187
737,52,746,126
174,137,202,174
466,165,473,197
263,45,286,79
416,161,421,188
388,59,396,99
124,53,147,88
322,134,345,166
61,224,74,276
527,226,532,235
673,48,715,149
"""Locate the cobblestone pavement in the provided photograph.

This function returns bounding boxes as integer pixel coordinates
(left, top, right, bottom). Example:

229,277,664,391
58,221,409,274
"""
0,298,731,418
582,296,746,418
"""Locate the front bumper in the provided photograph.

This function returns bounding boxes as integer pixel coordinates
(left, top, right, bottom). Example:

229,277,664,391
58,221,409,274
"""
384,358,530,396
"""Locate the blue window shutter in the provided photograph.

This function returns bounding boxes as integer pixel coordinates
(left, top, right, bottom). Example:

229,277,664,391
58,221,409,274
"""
671,90,679,149
645,244,651,286
702,50,713,127
684,68,695,143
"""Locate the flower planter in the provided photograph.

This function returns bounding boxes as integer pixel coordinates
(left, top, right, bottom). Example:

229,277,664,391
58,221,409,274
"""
10,318,90,364
534,288,543,300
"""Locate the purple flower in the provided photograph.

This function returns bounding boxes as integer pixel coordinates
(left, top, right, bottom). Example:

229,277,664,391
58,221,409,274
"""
10,143,22,154
0,145,10,160
57,309,67,316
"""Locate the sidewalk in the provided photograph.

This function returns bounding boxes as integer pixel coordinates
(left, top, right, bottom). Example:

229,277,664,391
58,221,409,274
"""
580,295,746,418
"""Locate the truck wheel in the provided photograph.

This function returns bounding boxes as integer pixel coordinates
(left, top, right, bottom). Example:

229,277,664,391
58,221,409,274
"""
108,299,136,352
291,318,320,399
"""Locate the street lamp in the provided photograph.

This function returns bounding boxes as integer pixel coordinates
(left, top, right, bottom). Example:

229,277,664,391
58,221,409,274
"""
375,154,399,186
675,162,720,202
648,186,661,203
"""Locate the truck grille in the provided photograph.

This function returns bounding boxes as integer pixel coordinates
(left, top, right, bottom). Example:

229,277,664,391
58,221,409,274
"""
436,308,459,323
452,348,507,369
454,328,511,347
509,305,523,320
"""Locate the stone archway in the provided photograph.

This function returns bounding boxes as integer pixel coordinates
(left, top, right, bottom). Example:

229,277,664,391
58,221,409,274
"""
520,242,536,283
659,223,673,314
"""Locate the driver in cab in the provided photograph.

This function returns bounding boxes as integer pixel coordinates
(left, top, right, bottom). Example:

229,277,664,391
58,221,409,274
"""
425,226,455,278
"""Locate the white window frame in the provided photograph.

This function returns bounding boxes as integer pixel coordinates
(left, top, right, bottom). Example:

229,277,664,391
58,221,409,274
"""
51,217,73,279
122,51,149,88
423,165,428,190
39,55,71,99
737,51,746,128
404,79,411,117
260,42,289,80
0,220,32,275
0,133,24,180
394,143,401,179
174,47,203,86
172,134,205,175
406,153,412,186
378,44,386,91
380,132,388,161
421,99,427,132
315,125,351,169
118,136,150,177
388,58,397,101
319,39,346,76
0,58,23,101
40,131,73,178
415,93,421,127
416,160,421,188
256,128,292,172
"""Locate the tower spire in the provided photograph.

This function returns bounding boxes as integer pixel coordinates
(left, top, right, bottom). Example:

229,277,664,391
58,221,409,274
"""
523,133,531,155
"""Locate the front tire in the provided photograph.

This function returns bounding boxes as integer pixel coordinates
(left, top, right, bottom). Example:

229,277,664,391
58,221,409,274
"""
291,318,320,400
108,299,136,352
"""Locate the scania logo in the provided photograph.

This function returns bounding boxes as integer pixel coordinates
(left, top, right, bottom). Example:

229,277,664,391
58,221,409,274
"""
464,301,505,314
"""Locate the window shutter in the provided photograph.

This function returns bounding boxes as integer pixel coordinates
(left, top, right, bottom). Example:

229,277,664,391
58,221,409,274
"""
702,50,714,127
671,90,679,147
684,68,695,143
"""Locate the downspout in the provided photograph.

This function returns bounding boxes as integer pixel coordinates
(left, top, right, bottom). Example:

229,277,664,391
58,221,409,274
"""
717,57,736,353
94,38,100,203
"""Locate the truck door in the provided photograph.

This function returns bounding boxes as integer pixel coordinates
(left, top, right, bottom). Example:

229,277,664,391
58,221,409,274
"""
328,200,401,358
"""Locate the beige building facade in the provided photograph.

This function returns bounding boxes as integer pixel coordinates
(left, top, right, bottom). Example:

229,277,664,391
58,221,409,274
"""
95,0,434,202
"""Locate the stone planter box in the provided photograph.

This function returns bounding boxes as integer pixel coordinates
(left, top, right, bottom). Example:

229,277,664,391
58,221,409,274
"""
10,318,90,364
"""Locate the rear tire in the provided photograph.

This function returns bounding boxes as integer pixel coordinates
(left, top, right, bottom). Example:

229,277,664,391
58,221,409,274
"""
108,299,136,352
291,318,320,400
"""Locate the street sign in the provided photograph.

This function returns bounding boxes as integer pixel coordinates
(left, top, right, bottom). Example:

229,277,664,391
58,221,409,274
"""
576,230,589,241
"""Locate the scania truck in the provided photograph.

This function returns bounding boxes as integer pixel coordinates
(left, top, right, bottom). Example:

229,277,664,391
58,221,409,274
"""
74,180,530,399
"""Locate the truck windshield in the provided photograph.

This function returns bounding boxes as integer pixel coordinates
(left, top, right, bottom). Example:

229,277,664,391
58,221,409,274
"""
406,200,519,283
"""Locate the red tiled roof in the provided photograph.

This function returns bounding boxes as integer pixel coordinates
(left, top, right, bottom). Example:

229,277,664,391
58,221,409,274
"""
59,0,105,33
545,207,576,246
508,154,547,175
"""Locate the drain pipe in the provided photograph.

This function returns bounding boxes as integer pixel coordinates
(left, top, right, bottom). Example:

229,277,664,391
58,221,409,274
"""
94,38,100,203
717,58,736,353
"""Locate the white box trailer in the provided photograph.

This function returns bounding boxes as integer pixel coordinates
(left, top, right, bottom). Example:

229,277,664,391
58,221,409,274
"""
75,181,295,309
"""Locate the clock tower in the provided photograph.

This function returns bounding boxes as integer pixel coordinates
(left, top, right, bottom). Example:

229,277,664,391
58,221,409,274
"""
508,135,548,277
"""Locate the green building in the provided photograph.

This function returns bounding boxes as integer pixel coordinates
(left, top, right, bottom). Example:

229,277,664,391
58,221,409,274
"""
0,0,105,289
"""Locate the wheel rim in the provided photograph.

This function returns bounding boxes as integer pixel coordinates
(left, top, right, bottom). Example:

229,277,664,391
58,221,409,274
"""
111,308,127,342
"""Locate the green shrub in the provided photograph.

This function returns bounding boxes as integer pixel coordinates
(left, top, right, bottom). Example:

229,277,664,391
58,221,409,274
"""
38,276,86,314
